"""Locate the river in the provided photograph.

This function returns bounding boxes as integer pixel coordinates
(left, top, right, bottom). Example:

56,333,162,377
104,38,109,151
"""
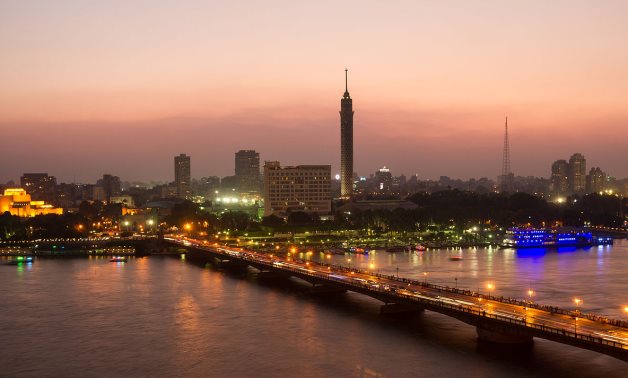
1,240,627,377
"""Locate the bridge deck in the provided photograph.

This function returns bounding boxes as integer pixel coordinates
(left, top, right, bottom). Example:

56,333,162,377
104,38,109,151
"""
166,237,628,362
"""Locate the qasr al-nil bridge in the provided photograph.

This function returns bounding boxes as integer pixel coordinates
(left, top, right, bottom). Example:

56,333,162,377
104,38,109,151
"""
164,236,628,363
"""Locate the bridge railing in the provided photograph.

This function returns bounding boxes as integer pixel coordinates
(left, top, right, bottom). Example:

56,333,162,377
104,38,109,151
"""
304,260,628,329
185,242,628,351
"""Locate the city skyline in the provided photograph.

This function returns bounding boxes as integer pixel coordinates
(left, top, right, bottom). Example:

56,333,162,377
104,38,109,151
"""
1,1,627,182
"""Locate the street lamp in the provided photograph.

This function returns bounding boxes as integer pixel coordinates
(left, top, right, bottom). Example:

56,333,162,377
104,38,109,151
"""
574,298,582,312
573,298,583,335
487,283,495,298
527,289,534,303
423,271,428,284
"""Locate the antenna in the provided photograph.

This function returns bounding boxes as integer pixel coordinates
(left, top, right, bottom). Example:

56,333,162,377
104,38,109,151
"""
345,68,348,93
501,116,513,192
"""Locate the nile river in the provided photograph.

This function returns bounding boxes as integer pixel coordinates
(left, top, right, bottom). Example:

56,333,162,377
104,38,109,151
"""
1,240,627,377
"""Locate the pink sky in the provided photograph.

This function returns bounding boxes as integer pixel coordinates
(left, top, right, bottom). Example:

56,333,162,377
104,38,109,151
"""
1,0,627,183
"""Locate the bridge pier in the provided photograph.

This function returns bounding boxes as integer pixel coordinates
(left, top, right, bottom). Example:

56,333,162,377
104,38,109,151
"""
257,270,291,280
380,303,424,316
216,258,249,272
476,327,533,344
308,284,347,295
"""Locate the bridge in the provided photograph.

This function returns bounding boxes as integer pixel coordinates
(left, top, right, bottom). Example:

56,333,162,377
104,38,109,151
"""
165,236,628,363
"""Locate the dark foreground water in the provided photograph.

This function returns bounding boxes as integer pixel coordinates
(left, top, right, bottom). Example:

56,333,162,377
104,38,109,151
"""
1,241,627,377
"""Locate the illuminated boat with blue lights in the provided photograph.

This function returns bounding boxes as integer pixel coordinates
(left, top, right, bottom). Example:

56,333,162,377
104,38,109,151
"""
500,228,614,249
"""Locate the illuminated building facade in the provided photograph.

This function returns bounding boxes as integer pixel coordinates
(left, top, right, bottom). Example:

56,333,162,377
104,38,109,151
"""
0,188,63,217
235,150,261,194
340,69,354,199
174,153,192,199
263,161,331,217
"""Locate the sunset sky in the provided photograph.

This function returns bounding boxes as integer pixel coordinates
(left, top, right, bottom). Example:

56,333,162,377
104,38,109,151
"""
1,0,627,183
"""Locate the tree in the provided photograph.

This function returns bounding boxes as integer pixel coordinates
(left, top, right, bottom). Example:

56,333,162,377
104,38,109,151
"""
261,214,284,228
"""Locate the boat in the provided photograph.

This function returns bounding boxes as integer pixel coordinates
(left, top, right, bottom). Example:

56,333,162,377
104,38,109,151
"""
500,227,614,249
414,244,427,251
449,255,463,261
348,247,369,254
2,256,35,265
109,256,128,262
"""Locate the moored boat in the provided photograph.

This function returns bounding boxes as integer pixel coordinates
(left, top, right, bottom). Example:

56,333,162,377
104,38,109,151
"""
2,256,35,265
109,256,128,262
500,227,614,249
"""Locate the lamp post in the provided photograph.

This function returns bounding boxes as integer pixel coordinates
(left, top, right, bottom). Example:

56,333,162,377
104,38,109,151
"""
527,289,534,303
487,283,495,298
573,298,582,335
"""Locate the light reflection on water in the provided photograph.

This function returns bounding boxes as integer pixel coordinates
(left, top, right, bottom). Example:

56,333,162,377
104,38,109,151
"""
0,241,626,377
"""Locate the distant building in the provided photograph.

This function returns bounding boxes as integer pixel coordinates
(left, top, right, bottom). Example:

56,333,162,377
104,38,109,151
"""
98,174,121,203
174,154,191,199
568,153,586,193
20,173,56,203
550,160,569,195
92,186,107,202
374,166,393,194
587,167,606,193
110,195,135,208
235,150,261,194
0,188,63,217
263,161,331,217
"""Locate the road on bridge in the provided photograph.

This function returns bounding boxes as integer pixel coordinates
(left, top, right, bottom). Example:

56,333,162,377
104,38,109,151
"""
173,236,628,351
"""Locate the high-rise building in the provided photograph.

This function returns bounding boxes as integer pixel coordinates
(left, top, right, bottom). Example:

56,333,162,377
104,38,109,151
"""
263,161,331,217
374,166,393,194
587,167,606,193
98,174,121,203
550,160,569,195
20,173,56,203
174,154,191,199
340,69,354,199
235,150,261,194
568,153,586,193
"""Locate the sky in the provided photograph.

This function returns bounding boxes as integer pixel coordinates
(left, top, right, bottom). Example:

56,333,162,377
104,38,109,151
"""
1,0,627,184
